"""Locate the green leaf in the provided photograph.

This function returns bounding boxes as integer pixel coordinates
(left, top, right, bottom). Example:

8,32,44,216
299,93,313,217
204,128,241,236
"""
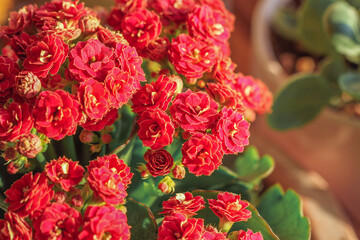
192,190,279,240
126,198,158,240
338,72,360,99
257,185,311,240
272,7,299,42
234,146,274,183
297,0,337,55
319,56,347,85
324,1,360,63
267,74,334,130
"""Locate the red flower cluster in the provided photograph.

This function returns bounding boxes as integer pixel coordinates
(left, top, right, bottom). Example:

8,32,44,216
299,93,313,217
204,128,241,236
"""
160,192,205,217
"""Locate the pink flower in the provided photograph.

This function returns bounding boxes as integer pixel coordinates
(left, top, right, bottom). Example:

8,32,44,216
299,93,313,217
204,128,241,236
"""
0,102,33,142
132,74,177,115
68,39,115,82
206,83,244,112
149,0,195,23
23,35,68,78
137,109,175,150
169,34,216,80
208,192,251,222
5,172,54,218
144,149,174,177
158,213,204,240
33,90,82,140
182,133,223,176
32,203,82,240
213,56,236,84
170,90,218,132
202,225,228,240
121,9,162,50
213,107,250,155
0,56,19,103
160,192,205,217
237,229,264,240
0,212,32,240
78,205,130,240
45,157,85,191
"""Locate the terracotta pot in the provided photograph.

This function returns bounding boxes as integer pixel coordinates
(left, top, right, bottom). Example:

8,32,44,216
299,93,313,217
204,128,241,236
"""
251,0,360,234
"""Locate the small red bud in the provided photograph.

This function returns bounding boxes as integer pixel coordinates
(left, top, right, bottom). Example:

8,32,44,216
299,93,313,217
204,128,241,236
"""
4,147,18,161
54,191,66,204
7,162,19,174
158,182,169,194
172,165,186,179
79,129,95,144
101,134,112,144
17,133,42,158
71,195,84,207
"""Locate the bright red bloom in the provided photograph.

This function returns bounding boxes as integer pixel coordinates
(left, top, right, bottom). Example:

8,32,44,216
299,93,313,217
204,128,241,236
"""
0,212,32,240
5,172,54,218
160,192,205,217
182,133,223,176
144,149,174,177
144,37,169,61
96,26,128,48
208,192,251,222
33,90,82,140
121,9,162,50
132,74,177,115
16,133,42,158
68,39,115,82
206,83,244,112
0,102,33,142
170,90,218,132
213,107,250,155
80,108,118,131
213,56,236,84
137,109,175,150
77,78,111,120
9,33,36,60
238,229,264,240
150,0,195,23
0,56,19,103
78,205,130,240
158,213,204,240
188,5,230,46
45,157,85,192
32,203,82,240
2,4,37,35
202,225,228,240
23,35,68,78
169,34,216,80
115,0,146,13
88,154,133,189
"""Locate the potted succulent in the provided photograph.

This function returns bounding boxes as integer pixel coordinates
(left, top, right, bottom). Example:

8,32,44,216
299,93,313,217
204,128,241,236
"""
0,0,312,239
251,0,360,228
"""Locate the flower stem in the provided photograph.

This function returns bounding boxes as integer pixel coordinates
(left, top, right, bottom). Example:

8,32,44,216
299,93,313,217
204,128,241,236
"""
218,218,234,233
110,120,138,155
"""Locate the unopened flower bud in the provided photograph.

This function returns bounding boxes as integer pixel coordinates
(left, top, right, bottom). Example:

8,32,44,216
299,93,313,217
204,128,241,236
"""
90,144,101,153
54,191,66,204
101,134,112,144
137,163,150,178
170,75,183,94
158,176,175,194
197,80,206,88
79,15,100,33
71,194,84,207
15,71,42,99
17,133,42,158
172,165,186,179
4,147,18,161
140,170,150,178
7,162,19,174
146,37,170,62
79,129,96,144
158,182,169,193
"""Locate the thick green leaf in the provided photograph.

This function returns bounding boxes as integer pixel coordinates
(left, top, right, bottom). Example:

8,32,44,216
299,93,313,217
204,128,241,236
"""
324,1,360,63
234,146,274,183
192,190,279,240
257,185,311,240
267,74,334,130
297,0,336,55
319,57,347,83
126,198,158,240
338,72,360,99
272,7,299,42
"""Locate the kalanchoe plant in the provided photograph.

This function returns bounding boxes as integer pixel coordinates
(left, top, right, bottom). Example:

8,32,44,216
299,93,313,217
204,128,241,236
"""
0,0,310,239
269,0,360,130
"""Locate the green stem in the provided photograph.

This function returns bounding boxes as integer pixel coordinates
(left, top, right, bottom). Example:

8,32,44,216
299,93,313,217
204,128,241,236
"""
46,142,58,160
0,195,8,212
110,120,138,155
218,218,234,233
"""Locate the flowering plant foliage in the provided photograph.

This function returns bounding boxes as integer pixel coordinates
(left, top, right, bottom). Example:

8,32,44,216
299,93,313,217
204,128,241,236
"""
0,0,310,239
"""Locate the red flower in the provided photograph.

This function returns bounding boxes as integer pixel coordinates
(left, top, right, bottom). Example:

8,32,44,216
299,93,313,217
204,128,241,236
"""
3,4,36,35
182,133,223,176
68,39,115,82
160,192,205,217
78,205,130,240
0,102,33,142
202,225,228,240
206,83,244,112
213,107,250,155
32,203,82,240
5,172,54,218
77,78,111,120
137,109,175,150
144,37,170,61
15,71,42,99
10,33,36,60
0,212,32,240
169,34,216,80
16,133,42,158
158,213,204,240
115,0,146,13
213,56,236,84
80,108,118,131
237,229,264,240
121,9,162,50
144,149,174,177
188,5,230,46
88,154,133,189
208,192,251,222
45,157,85,192
170,90,218,132
96,26,128,48
132,74,177,115
150,0,195,23
0,56,19,103
33,90,82,140
23,35,68,78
